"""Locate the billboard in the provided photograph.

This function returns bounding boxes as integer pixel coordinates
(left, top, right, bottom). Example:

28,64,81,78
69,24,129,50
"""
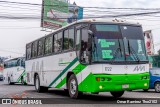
144,30,155,55
41,0,83,29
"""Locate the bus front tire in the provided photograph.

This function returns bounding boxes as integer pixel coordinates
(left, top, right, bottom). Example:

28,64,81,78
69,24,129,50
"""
35,75,48,93
154,82,160,93
110,91,124,98
67,74,83,99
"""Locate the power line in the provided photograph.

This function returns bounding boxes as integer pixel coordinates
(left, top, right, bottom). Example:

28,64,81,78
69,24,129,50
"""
0,27,41,29
1,1,160,20
0,49,24,55
0,4,41,11
0,13,40,17
0,10,160,20
1,0,160,10
0,1,41,6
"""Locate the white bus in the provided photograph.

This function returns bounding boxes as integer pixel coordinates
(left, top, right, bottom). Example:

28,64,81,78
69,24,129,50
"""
3,57,26,85
26,19,149,98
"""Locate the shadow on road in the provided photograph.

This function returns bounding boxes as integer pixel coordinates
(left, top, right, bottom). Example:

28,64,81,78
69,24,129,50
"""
128,90,156,93
30,89,149,103
26,89,134,104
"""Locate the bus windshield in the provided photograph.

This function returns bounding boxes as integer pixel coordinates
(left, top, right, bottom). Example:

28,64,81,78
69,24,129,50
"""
91,24,148,63
121,25,148,61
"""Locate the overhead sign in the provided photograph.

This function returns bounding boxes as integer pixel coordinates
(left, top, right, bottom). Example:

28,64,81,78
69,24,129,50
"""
41,0,83,29
144,30,155,55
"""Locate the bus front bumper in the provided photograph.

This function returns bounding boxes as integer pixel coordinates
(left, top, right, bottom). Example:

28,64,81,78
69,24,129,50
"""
78,73,149,92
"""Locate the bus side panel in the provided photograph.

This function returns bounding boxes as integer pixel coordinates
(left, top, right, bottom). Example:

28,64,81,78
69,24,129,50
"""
26,61,34,85
47,52,77,88
3,67,20,83
26,51,77,88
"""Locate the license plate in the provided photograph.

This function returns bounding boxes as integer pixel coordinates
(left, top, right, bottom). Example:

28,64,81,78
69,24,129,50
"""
122,84,129,89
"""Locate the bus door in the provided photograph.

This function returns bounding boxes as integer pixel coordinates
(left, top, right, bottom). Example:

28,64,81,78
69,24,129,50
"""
76,25,90,88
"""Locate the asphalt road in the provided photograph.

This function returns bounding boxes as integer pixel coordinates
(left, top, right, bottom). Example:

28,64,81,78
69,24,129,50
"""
0,81,160,107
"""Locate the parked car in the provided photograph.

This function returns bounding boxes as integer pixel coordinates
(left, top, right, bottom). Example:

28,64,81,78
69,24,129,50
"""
144,67,160,92
0,72,3,81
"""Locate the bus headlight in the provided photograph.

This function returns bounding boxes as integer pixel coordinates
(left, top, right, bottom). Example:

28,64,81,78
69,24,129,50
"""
144,83,148,86
99,85,103,89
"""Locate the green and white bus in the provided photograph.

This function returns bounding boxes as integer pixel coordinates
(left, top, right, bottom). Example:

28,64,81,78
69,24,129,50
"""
3,57,26,85
26,19,149,98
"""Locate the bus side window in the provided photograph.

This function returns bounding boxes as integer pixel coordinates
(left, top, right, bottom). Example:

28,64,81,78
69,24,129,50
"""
64,29,69,50
69,28,75,49
58,32,63,52
63,28,75,51
63,27,74,50
54,32,62,53
31,42,38,58
54,34,58,53
45,36,52,55
38,39,44,56
26,44,31,60
21,58,25,67
17,59,20,66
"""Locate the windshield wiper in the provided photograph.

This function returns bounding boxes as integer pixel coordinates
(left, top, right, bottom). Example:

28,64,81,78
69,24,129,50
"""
92,36,98,61
128,40,140,63
111,39,122,63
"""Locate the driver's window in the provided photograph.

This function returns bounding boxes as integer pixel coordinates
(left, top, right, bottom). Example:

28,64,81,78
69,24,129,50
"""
17,59,21,66
21,58,25,67
81,28,89,64
76,29,81,60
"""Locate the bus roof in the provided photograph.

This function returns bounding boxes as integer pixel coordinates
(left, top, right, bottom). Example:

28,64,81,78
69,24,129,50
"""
52,18,141,33
26,18,141,45
4,57,25,62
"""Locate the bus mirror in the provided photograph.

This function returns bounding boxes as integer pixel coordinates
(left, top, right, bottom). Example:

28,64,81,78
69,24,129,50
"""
88,30,94,36
88,30,93,51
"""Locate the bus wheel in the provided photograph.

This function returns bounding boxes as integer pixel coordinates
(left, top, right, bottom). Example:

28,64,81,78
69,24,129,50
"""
68,74,82,99
110,91,124,98
21,77,27,85
35,75,48,93
154,82,160,93
8,77,14,85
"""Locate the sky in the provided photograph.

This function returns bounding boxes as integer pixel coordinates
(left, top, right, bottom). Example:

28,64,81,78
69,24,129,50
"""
0,0,160,58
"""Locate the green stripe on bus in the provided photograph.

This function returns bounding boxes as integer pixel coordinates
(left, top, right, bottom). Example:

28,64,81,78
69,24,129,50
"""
55,77,67,88
48,57,78,87
55,64,87,88
17,71,25,82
